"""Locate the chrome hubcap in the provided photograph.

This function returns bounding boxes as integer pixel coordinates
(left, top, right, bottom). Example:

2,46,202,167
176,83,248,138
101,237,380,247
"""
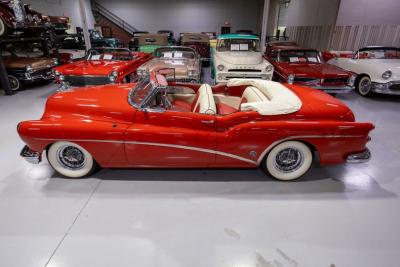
56,146,86,170
359,78,371,95
0,18,4,35
274,147,304,173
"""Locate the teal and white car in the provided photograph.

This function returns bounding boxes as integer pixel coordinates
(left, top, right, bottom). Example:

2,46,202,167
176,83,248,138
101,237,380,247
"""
211,34,273,84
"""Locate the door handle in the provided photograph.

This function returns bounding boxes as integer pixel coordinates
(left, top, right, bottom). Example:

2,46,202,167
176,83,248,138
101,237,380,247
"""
201,120,215,124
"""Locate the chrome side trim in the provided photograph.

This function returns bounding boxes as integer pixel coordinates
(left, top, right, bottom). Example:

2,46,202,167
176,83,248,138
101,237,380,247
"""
346,148,371,163
34,134,365,166
124,141,257,165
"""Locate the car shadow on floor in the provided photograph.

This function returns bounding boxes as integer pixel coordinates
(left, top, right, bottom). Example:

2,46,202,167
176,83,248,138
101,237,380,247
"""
39,162,397,200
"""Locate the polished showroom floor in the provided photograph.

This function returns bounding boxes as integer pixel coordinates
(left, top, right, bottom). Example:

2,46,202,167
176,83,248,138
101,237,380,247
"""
1,76,400,267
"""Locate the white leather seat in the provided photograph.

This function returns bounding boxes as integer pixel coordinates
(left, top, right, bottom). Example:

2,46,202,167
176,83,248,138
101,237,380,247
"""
240,86,269,106
192,84,217,115
227,79,302,115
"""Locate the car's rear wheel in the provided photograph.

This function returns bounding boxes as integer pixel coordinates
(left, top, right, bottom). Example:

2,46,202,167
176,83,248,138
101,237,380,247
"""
47,141,98,178
356,76,372,96
263,141,313,181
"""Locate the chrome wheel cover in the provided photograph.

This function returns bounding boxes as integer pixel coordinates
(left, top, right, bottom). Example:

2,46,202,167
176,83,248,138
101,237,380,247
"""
56,145,86,170
359,78,371,95
273,147,304,173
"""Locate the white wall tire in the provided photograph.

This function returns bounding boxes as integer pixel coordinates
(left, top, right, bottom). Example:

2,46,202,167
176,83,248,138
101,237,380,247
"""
356,76,372,96
8,75,20,91
47,141,97,178
264,141,313,181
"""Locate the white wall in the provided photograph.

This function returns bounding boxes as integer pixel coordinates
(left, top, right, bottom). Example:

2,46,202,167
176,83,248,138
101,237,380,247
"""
96,0,263,37
337,0,400,26
24,0,95,32
286,0,340,26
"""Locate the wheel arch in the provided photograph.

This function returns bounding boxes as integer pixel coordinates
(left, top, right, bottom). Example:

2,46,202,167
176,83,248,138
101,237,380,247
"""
257,138,319,166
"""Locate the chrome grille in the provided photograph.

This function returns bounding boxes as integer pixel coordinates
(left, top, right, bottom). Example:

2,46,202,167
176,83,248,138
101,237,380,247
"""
64,75,110,86
228,69,262,72
323,77,348,84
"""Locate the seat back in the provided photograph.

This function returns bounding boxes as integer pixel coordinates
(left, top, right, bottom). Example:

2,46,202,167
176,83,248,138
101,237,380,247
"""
240,86,269,107
192,84,216,115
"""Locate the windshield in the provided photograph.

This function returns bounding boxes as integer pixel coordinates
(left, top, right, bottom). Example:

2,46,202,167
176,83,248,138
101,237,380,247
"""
86,48,133,61
357,48,400,59
155,48,195,59
279,50,322,63
128,75,155,108
217,38,260,52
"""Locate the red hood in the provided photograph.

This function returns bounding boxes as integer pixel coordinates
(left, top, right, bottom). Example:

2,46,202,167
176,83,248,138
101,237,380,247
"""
42,83,137,124
55,60,131,76
278,62,350,78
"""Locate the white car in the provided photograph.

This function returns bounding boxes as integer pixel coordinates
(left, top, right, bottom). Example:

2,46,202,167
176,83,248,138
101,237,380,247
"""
327,46,400,96
211,34,273,84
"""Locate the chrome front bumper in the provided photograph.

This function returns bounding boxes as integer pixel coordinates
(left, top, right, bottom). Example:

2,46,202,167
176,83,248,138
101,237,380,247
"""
312,85,354,94
20,146,41,164
346,148,371,163
371,81,400,95
216,72,272,83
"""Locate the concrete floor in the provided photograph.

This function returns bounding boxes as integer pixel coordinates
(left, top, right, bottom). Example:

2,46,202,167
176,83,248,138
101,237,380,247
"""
1,78,400,267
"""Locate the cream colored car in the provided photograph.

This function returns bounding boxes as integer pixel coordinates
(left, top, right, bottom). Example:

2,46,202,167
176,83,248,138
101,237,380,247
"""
211,34,273,84
137,46,201,83
327,46,400,96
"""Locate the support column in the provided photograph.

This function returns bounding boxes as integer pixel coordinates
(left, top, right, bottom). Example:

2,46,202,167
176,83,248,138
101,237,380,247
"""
260,0,270,53
0,54,13,95
78,0,91,50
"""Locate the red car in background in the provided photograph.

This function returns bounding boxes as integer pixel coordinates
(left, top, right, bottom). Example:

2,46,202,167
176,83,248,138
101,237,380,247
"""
53,47,153,89
265,45,356,94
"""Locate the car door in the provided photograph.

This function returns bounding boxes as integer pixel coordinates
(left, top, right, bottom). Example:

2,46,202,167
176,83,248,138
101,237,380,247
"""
124,108,217,167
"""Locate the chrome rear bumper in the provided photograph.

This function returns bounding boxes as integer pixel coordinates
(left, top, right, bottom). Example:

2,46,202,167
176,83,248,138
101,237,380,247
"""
20,146,41,164
346,148,371,163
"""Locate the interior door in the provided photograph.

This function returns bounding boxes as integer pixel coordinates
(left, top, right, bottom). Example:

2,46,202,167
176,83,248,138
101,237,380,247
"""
124,109,217,167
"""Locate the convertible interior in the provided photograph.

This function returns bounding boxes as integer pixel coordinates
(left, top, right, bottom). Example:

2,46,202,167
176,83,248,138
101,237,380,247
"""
151,75,302,116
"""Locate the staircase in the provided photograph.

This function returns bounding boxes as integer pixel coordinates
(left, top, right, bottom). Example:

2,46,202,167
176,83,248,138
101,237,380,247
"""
91,1,139,46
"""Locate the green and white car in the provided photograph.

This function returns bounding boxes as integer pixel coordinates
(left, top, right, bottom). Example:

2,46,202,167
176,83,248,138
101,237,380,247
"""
211,34,274,84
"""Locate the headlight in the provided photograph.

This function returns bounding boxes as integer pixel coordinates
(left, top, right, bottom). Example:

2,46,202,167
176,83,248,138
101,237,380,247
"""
287,74,295,84
109,70,118,82
265,64,273,72
348,74,356,86
217,64,224,71
26,65,33,73
59,75,65,81
382,70,392,79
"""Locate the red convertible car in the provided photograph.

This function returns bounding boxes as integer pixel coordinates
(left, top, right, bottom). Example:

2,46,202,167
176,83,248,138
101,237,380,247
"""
18,72,373,181
265,46,356,94
53,47,153,89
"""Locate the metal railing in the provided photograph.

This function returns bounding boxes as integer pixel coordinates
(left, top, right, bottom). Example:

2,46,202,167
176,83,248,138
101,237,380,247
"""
91,1,138,34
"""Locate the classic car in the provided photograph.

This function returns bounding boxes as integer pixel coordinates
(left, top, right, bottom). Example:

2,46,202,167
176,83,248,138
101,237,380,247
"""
157,30,175,45
211,33,274,84
1,50,57,91
57,49,86,65
180,33,210,60
265,40,298,55
0,0,44,36
138,33,169,53
128,31,149,51
17,72,374,180
137,46,201,83
53,47,153,89
43,15,69,35
326,46,400,96
89,29,122,48
265,46,356,94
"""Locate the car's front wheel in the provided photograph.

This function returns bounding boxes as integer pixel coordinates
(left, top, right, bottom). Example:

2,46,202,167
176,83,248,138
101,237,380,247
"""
356,75,372,96
47,141,98,178
8,75,21,91
263,141,313,181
